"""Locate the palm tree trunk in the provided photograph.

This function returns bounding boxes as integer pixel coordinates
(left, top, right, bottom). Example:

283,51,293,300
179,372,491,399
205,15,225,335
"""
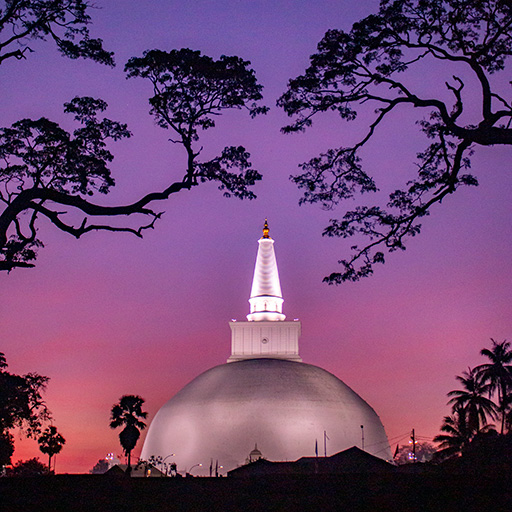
500,385,506,435
48,454,52,473
127,451,132,476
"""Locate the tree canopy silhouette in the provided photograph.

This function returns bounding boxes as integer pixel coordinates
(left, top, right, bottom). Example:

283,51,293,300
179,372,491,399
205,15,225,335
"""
0,0,114,66
434,339,512,462
5,457,48,476
0,48,267,271
447,367,497,435
279,0,512,283
433,406,473,461
0,352,50,466
110,395,147,476
38,425,66,472
475,339,512,434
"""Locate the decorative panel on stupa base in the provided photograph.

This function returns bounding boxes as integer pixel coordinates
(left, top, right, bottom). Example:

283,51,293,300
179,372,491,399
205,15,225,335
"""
228,320,302,362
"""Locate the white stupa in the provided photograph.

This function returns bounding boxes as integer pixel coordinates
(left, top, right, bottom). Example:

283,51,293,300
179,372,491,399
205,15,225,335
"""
141,221,391,473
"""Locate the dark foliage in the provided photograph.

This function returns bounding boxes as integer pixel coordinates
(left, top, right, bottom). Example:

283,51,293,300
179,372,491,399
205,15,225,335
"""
38,425,65,471
447,367,497,434
433,406,473,462
0,431,14,466
460,429,512,471
1,49,267,271
475,339,512,433
0,352,50,465
125,48,267,199
279,0,512,282
5,456,48,476
110,395,147,475
0,97,132,270
435,429,512,475
0,0,114,66
435,339,512,461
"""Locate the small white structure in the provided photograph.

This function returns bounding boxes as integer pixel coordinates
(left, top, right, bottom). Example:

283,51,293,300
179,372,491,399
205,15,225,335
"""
247,443,262,463
141,221,391,473
105,452,120,470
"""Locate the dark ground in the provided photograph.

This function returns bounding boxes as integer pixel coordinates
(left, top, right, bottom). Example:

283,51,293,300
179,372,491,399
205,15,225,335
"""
1,472,511,512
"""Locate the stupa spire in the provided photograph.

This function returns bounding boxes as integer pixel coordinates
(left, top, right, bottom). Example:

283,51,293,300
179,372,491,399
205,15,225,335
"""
262,218,270,239
247,220,285,321
227,221,301,363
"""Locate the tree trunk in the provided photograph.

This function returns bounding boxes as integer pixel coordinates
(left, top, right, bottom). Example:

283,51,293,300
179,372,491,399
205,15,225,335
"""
500,385,506,435
127,451,132,476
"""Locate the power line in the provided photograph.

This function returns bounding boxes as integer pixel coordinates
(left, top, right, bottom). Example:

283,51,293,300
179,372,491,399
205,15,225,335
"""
385,432,414,443
365,434,410,450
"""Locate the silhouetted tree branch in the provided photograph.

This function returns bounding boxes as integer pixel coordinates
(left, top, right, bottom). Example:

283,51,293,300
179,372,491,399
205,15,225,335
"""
0,49,267,271
279,0,512,282
0,0,114,66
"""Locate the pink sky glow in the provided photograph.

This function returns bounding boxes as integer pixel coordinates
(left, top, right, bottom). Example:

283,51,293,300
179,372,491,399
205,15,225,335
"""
2,0,511,474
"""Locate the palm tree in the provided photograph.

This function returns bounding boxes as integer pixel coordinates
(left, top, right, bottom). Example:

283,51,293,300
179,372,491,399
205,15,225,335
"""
38,426,65,473
475,339,512,434
433,407,472,461
447,367,497,435
498,391,512,434
110,395,147,475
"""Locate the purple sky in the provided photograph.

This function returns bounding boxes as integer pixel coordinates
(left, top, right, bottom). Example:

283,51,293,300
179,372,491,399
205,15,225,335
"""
2,0,511,473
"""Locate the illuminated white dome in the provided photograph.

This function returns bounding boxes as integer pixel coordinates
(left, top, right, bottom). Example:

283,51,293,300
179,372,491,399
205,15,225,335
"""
141,359,391,473
141,221,390,474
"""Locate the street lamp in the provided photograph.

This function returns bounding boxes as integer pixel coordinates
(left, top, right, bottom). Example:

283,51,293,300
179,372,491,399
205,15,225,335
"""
187,463,202,477
162,453,175,476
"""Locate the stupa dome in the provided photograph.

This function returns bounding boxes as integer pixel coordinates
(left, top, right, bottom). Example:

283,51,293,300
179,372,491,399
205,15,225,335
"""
141,358,391,472
248,444,262,462
141,221,391,473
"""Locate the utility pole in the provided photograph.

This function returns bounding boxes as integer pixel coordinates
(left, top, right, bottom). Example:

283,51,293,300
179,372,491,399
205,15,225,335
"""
323,431,329,457
409,429,417,462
